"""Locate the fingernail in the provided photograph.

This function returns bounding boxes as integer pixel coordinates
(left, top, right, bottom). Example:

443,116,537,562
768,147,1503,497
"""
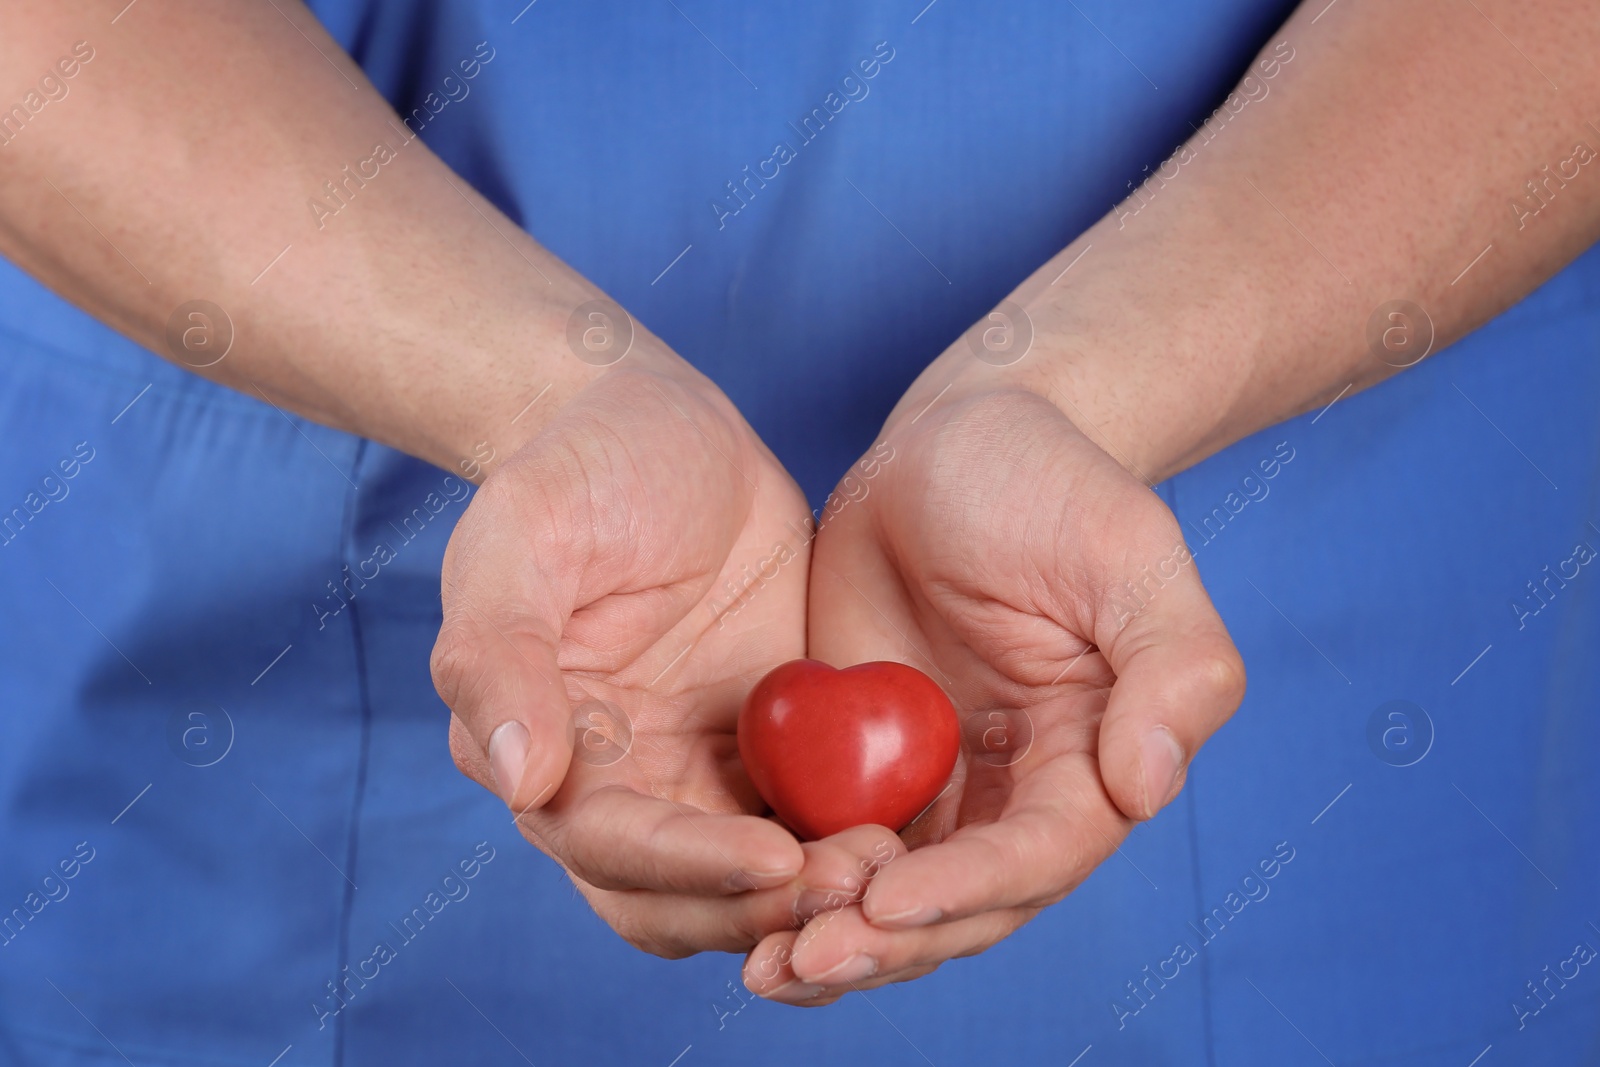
868,904,940,929
1140,725,1185,818
764,979,827,1003
489,721,530,806
814,953,877,985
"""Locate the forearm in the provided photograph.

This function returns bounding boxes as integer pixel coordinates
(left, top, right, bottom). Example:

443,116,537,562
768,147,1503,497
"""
0,1,672,477
902,0,1600,482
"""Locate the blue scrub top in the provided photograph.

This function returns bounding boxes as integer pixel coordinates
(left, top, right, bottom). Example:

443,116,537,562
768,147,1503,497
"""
3,2,1598,1065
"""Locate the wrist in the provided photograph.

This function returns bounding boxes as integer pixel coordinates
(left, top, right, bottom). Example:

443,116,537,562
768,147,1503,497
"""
355,267,694,483
889,206,1312,484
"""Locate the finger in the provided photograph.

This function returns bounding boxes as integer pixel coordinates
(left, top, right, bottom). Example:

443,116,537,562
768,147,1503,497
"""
860,749,1128,927
826,961,941,996
544,785,802,894
447,713,489,788
431,608,574,817
585,878,807,958
596,824,903,968
806,491,935,672
743,928,944,1006
743,930,841,1006
789,824,907,926
744,929,801,993
788,901,1031,989
808,565,916,664
1094,561,1246,821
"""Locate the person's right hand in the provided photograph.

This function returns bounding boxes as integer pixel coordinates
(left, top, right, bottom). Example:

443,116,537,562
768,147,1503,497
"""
431,359,827,958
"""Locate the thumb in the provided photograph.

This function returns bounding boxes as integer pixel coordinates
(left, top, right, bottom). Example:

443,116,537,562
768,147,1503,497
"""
1093,573,1246,822
431,605,574,817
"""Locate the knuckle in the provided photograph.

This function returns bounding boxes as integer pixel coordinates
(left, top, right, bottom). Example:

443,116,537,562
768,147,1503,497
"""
640,808,685,859
633,809,704,890
1194,642,1248,711
567,861,626,894
428,622,479,711
560,842,624,893
561,795,641,892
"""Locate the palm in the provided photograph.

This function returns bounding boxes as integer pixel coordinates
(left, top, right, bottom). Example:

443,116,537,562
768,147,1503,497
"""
751,386,1243,1001
533,387,809,823
810,389,1137,861
435,367,812,954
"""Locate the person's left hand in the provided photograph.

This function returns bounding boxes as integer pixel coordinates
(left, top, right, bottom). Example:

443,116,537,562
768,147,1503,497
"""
741,380,1246,1004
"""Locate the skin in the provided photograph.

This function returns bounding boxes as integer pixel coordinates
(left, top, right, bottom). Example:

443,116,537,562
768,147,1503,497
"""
3,0,1598,1010
747,0,1600,1004
0,0,819,958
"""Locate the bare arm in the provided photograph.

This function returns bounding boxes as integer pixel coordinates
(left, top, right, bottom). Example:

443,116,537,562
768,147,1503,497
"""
1,1,830,962
759,0,1600,1002
905,0,1600,482
0,0,678,476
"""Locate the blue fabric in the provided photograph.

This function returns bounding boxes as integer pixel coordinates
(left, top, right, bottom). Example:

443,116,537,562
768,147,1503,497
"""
2,2,1597,1064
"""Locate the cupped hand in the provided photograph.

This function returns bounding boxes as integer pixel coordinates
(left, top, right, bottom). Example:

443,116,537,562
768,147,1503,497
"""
431,363,822,957
744,384,1245,1003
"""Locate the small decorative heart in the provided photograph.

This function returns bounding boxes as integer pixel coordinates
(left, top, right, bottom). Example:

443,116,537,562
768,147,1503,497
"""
738,659,960,841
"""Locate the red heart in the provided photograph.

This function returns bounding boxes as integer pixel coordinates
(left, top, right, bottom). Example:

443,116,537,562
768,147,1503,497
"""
738,659,961,841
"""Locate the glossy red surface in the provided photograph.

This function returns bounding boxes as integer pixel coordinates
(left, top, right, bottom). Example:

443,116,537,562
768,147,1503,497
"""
737,659,961,841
